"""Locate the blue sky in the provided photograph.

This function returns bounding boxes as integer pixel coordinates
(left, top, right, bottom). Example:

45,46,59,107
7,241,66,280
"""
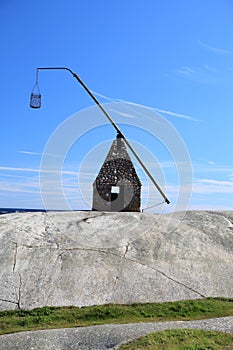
0,0,233,211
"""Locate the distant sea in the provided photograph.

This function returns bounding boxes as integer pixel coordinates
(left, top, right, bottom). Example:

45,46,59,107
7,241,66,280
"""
0,208,47,215
0,208,89,215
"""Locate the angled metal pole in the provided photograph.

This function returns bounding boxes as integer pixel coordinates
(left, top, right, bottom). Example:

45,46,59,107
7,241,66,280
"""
36,67,170,204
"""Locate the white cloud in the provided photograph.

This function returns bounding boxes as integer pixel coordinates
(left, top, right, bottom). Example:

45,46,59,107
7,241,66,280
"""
198,40,233,55
17,151,62,158
153,107,199,122
192,178,233,194
91,90,198,122
175,62,233,84
176,66,195,76
193,162,233,174
156,175,233,199
90,90,122,102
121,100,199,122
0,166,77,176
0,166,41,173
109,109,137,119
0,179,40,194
17,151,41,156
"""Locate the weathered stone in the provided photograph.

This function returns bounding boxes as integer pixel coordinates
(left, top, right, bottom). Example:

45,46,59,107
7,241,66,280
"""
0,210,232,310
92,134,141,212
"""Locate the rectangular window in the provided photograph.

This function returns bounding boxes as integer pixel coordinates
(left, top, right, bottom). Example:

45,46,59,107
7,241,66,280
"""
111,186,120,194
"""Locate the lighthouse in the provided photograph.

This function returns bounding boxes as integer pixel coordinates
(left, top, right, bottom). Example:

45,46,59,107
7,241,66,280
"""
92,133,141,212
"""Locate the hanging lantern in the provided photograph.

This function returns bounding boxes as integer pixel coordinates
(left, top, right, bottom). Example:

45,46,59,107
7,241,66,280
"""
30,92,41,109
30,69,41,108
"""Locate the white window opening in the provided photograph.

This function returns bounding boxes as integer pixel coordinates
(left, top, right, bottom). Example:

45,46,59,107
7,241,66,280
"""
111,186,120,194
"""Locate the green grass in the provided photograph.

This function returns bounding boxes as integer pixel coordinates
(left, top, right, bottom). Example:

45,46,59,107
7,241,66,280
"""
0,298,233,336
118,329,233,350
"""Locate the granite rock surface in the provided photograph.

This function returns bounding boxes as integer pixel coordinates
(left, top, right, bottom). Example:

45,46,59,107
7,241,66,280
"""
0,210,232,310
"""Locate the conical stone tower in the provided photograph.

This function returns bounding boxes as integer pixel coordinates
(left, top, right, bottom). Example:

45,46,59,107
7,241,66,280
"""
92,133,141,212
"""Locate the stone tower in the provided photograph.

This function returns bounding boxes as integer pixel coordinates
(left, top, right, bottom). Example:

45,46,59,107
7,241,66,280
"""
92,133,141,212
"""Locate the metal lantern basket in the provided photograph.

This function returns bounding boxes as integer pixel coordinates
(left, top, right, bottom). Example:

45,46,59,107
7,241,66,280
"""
30,92,41,109
30,69,41,108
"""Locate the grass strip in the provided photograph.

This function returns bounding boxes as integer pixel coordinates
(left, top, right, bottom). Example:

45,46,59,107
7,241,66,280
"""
118,329,233,350
0,297,233,336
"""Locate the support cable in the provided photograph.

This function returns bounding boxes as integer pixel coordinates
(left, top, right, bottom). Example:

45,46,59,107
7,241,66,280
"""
142,200,166,212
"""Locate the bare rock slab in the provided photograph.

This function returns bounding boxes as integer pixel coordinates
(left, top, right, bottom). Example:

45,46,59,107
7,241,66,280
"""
0,210,232,310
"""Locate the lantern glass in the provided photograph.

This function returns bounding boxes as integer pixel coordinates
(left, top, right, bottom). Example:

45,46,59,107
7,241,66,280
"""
30,93,41,109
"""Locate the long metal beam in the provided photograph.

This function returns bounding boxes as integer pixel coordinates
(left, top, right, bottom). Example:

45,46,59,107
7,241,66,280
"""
37,67,170,204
